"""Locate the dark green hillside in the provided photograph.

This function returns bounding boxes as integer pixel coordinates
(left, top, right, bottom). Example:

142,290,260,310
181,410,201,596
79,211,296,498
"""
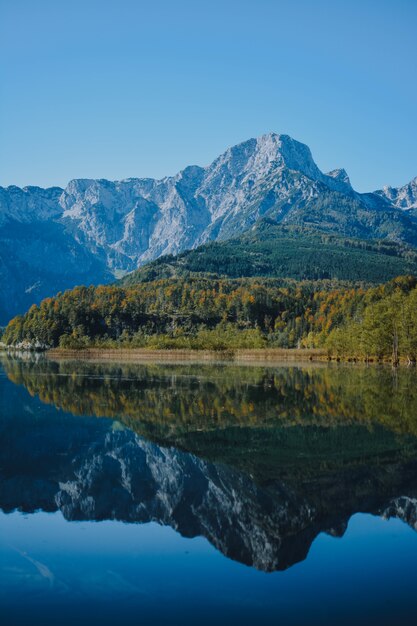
122,223,417,286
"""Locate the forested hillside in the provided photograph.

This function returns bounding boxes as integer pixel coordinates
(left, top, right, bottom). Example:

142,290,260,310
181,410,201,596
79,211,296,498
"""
123,223,417,285
3,275,417,362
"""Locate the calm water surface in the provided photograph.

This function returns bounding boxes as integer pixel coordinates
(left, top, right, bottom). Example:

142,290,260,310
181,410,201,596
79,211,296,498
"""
1,355,417,625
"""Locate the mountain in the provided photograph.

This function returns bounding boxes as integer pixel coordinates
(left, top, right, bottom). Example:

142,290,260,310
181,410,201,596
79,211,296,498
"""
54,135,417,267
122,222,417,285
375,176,417,211
0,185,113,324
1,132,417,323
0,218,112,325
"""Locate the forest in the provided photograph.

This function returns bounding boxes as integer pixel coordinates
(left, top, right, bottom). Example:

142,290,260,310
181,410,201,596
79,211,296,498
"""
122,223,417,285
2,274,417,363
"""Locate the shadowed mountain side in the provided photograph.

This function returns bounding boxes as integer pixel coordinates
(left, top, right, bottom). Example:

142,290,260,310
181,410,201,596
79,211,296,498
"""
0,219,112,323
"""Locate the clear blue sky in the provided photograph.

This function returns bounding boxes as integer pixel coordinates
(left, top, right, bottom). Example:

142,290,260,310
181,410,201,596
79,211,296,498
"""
1,0,416,192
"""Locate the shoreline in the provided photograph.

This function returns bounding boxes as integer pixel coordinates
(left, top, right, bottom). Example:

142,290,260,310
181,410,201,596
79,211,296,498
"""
1,346,414,366
45,347,327,364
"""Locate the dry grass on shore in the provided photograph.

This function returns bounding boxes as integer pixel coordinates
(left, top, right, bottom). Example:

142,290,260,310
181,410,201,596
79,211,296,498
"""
47,347,327,364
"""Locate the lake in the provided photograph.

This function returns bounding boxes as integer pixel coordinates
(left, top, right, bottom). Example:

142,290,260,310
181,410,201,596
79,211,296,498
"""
1,355,417,625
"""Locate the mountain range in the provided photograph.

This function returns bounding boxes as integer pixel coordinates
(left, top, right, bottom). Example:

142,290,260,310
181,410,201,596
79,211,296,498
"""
1,132,417,324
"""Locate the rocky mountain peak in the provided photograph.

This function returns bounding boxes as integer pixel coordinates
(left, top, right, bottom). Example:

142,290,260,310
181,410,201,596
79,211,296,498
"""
258,132,321,178
326,168,352,186
205,132,322,183
0,184,63,225
375,176,417,210
1,133,417,323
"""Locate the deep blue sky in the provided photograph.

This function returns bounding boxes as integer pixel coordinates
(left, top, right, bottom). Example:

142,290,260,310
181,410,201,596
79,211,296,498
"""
1,0,416,192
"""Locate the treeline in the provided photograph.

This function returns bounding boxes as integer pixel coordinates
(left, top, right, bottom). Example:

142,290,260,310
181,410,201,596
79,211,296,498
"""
2,275,417,361
325,286,417,362
0,276,363,350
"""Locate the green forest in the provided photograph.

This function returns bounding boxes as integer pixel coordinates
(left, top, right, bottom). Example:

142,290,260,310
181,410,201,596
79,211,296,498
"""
3,274,417,363
123,223,417,285
3,222,417,362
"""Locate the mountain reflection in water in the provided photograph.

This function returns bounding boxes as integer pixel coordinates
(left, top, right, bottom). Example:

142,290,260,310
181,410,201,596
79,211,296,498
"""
1,355,417,572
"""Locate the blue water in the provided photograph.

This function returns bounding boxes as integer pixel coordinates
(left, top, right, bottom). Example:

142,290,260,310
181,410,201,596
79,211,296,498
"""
1,357,417,625
1,511,417,625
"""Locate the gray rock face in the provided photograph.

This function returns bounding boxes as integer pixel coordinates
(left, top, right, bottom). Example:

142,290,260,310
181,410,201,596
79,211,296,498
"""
375,176,417,211
53,134,364,269
1,132,416,322
326,168,352,187
0,185,63,226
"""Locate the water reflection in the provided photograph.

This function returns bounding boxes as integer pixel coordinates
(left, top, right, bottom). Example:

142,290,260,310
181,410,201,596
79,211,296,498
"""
1,355,417,572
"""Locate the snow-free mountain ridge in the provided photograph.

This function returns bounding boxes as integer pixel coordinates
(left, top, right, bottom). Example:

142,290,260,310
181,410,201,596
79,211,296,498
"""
1,132,416,323
376,176,417,211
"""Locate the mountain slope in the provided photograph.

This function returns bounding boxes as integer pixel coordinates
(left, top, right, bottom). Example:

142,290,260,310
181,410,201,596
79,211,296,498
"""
1,132,417,322
0,219,112,324
53,134,417,267
122,222,417,285
52,133,360,269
